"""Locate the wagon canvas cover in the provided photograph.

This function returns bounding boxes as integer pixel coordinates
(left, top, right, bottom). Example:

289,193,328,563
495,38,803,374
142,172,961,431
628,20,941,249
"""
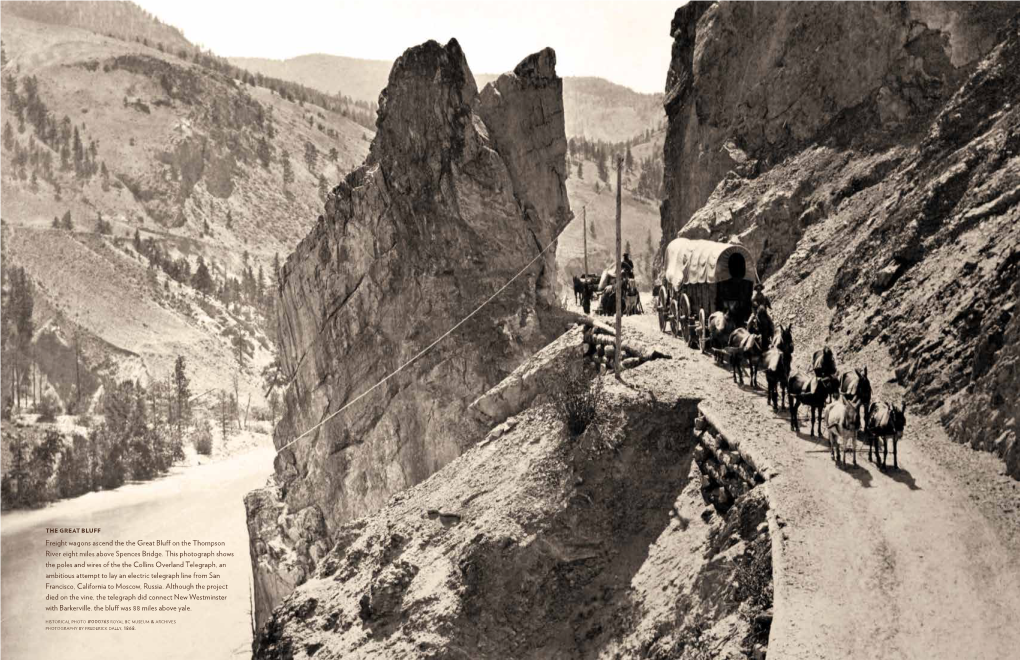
664,238,756,287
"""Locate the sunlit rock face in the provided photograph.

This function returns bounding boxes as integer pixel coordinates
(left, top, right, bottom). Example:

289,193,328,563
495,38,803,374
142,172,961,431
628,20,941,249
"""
246,39,571,629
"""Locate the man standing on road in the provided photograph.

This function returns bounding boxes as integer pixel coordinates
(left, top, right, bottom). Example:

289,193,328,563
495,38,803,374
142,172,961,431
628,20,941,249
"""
581,279,592,315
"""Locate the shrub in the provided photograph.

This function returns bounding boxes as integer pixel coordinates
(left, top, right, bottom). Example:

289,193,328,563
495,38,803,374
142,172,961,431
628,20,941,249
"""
736,536,774,651
37,394,60,423
550,361,605,437
193,421,214,456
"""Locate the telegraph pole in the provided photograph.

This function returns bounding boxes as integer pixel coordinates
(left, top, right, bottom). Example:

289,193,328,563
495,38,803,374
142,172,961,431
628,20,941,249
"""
582,206,588,278
614,156,623,379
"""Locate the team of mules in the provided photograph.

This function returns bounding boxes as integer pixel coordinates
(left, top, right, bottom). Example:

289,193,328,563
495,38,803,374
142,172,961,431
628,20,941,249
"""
704,307,906,472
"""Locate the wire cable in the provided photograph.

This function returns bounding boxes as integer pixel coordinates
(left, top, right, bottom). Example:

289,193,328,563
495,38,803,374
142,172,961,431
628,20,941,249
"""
275,224,568,455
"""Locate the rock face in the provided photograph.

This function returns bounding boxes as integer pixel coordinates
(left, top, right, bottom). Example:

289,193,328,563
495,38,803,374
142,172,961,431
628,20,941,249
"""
253,377,772,659
246,40,571,629
659,3,1020,476
660,0,1016,270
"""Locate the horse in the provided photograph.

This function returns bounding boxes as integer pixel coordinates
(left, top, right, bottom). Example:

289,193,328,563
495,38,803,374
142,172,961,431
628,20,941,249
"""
812,347,839,401
727,328,763,387
839,367,872,424
866,402,907,469
824,395,860,467
788,372,838,436
707,310,735,362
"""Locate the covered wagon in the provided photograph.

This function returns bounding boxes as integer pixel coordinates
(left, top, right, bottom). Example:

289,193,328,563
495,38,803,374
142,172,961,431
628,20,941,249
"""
658,238,756,349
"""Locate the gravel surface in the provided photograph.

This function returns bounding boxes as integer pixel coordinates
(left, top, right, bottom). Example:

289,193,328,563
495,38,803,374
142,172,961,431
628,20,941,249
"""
583,297,1020,660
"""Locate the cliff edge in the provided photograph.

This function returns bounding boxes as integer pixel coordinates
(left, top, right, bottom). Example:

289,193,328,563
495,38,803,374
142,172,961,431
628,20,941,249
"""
245,40,572,629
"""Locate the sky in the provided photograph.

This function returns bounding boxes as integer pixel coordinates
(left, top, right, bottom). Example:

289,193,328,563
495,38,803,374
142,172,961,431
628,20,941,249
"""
133,0,681,94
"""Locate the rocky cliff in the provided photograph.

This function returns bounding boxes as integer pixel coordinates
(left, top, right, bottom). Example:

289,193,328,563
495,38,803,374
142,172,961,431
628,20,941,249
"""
659,2,1020,476
246,40,572,629
252,371,773,660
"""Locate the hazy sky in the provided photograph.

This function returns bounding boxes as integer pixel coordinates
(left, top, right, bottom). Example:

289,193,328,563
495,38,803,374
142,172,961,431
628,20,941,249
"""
133,0,681,94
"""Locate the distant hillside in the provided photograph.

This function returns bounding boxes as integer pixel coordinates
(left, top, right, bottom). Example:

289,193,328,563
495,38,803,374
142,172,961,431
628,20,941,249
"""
0,0,192,53
229,54,665,142
227,54,393,107
0,7,372,414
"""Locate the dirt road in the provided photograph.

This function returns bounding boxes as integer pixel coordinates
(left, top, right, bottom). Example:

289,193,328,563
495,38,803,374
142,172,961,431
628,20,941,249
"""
606,302,1020,660
1,447,275,660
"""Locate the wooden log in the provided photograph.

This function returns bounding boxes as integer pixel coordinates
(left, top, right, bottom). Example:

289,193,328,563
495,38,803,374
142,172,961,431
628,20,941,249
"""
702,432,728,456
734,463,758,488
622,357,641,369
702,461,727,484
719,450,741,470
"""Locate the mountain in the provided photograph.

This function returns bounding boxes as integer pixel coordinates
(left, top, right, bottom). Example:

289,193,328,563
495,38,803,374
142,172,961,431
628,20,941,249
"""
230,54,664,142
245,40,574,629
660,1,1020,477
0,2,372,416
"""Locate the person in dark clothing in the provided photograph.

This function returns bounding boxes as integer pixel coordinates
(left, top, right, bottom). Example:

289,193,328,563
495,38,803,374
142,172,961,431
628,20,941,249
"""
581,281,592,315
621,252,635,280
752,283,771,311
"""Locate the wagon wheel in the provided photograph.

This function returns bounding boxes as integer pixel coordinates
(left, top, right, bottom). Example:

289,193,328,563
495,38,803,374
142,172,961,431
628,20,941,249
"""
657,289,668,333
669,299,680,338
679,294,693,345
698,308,709,353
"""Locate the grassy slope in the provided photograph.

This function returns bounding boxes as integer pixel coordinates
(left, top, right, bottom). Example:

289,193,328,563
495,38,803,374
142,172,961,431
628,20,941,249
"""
1,12,372,409
556,154,662,298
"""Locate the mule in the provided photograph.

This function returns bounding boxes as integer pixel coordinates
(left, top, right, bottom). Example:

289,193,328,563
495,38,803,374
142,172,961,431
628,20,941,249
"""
764,348,788,411
824,395,860,467
839,367,872,425
573,275,585,305
812,347,839,401
765,323,794,411
788,372,838,436
867,402,907,469
727,329,763,387
707,310,735,363
751,306,775,352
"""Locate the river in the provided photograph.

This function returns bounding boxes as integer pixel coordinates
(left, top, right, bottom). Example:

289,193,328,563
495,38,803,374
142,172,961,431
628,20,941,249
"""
1,447,275,660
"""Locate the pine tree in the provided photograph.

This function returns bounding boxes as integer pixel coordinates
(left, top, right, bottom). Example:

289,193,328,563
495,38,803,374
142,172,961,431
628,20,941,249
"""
192,257,213,296
589,220,597,240
172,356,191,440
2,121,12,151
257,136,271,169
225,209,233,230
133,229,142,252
52,217,60,229
625,145,634,172
578,161,583,180
318,173,329,202
60,210,73,230
303,141,318,172
281,150,294,191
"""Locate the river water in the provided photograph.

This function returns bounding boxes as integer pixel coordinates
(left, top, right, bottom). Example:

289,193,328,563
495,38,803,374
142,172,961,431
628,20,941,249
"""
1,447,275,660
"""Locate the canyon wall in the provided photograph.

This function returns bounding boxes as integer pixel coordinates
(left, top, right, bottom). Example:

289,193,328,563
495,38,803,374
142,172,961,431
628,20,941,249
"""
246,41,572,628
659,2,1020,477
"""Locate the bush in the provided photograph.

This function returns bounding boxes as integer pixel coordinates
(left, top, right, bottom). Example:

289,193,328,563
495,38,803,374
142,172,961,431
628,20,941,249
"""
37,394,60,423
736,536,774,651
193,421,213,456
550,361,606,437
